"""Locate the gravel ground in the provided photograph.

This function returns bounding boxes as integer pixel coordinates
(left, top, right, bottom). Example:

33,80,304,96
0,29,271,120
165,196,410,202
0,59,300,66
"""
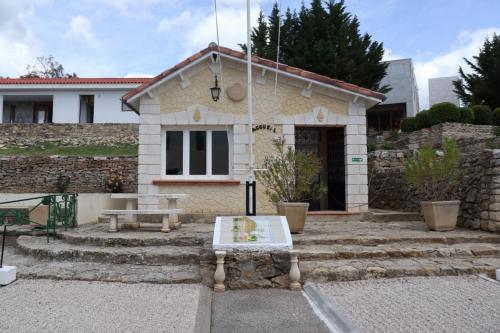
317,275,500,333
0,279,205,333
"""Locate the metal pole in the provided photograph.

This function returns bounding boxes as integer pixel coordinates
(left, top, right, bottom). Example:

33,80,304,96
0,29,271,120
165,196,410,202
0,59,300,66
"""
1,225,6,268
246,0,255,215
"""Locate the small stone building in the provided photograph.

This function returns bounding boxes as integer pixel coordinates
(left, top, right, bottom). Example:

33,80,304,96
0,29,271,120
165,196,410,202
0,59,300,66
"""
122,45,385,215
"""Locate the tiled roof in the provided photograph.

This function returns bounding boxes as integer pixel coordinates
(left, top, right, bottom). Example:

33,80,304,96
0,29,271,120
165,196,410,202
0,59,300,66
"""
123,45,386,102
0,78,152,85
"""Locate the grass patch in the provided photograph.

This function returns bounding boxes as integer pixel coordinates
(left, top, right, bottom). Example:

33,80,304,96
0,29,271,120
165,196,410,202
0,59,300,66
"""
0,143,138,157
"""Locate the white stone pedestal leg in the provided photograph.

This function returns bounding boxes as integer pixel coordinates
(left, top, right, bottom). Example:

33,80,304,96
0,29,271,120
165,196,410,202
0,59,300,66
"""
214,251,226,292
168,199,180,229
125,198,138,227
108,215,118,232
289,250,301,291
161,215,171,233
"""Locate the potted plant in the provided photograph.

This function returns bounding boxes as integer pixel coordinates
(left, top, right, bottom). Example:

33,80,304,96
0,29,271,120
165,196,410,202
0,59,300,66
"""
256,137,325,233
405,138,461,231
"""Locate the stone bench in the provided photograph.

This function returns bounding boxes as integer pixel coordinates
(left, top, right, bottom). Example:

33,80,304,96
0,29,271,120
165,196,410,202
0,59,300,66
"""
102,209,182,233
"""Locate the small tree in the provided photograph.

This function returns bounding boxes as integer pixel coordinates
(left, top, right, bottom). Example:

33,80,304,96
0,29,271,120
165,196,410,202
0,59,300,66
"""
405,138,460,201
256,137,325,202
472,105,492,125
21,55,77,79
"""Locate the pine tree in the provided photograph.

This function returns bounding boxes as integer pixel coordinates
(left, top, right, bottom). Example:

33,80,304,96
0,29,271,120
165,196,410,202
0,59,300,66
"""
453,34,500,109
243,0,389,93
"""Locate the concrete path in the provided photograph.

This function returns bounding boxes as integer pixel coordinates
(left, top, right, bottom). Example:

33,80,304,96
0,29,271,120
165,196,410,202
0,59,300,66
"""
0,279,208,333
211,289,331,333
317,275,500,333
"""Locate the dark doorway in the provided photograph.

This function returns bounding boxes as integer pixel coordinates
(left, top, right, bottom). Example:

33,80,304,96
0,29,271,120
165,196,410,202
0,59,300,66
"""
295,127,345,211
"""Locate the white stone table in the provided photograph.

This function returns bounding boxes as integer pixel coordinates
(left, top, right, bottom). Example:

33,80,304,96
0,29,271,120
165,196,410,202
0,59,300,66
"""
212,215,298,292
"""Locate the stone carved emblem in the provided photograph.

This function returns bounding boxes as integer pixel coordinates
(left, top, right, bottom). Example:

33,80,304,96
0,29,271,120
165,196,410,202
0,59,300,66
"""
226,83,246,102
193,109,201,122
317,110,325,123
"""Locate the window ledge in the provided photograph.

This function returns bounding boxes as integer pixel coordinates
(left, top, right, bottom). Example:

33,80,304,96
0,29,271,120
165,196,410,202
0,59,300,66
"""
152,179,241,186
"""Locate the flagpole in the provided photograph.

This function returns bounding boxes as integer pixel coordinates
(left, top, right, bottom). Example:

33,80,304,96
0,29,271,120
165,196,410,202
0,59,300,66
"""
246,0,255,215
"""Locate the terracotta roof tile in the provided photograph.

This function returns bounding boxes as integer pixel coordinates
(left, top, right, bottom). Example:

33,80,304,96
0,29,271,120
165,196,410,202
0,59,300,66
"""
122,45,385,102
0,78,152,85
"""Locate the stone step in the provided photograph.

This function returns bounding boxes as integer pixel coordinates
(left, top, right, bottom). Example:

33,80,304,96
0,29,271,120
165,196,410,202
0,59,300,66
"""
306,212,367,223
296,243,500,260
300,257,500,282
57,222,213,247
18,261,202,284
293,233,500,246
366,211,422,222
16,236,202,266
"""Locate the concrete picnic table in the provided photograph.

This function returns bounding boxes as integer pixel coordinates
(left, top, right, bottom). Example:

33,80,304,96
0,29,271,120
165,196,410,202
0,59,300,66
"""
109,193,188,227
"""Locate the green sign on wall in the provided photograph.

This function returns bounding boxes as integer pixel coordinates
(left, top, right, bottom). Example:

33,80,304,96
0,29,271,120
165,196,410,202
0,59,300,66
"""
351,157,363,162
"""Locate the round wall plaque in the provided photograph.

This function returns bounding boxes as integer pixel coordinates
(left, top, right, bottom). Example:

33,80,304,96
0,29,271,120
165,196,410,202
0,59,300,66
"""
226,83,246,102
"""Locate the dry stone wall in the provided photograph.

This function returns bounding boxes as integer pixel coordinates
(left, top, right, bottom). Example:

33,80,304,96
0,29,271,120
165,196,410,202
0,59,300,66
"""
0,124,138,146
369,148,500,233
0,156,138,193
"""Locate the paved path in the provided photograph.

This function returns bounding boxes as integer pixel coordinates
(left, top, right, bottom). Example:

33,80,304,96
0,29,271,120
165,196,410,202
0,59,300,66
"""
317,275,500,333
211,289,331,333
0,279,207,333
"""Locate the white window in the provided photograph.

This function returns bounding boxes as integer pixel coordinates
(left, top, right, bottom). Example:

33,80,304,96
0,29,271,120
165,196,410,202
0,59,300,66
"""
162,128,232,178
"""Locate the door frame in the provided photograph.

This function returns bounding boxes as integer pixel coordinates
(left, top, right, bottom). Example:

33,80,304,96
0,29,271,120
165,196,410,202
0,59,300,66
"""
32,102,53,123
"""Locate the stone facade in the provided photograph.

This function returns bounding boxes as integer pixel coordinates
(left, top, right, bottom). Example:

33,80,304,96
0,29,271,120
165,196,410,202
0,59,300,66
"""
0,123,138,146
135,55,374,214
0,155,137,193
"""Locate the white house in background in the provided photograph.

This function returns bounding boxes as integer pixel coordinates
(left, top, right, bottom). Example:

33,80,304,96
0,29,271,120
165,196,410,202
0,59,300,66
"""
367,59,419,133
0,78,151,124
428,76,460,107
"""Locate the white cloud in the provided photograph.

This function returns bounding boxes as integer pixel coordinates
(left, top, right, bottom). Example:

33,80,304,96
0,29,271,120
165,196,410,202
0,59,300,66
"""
157,1,268,59
125,72,155,78
383,48,405,61
414,27,500,109
0,0,45,77
65,15,99,48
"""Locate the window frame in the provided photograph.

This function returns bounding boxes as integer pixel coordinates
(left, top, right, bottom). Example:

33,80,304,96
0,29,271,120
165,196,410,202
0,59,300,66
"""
161,126,233,180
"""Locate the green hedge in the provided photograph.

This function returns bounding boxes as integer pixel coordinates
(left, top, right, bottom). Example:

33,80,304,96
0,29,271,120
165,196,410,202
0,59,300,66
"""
401,117,418,133
472,105,492,125
415,110,431,129
428,102,460,125
459,107,474,124
493,107,500,126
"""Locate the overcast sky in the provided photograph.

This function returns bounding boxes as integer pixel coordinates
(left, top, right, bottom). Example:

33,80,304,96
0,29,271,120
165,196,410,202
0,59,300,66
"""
1,0,499,108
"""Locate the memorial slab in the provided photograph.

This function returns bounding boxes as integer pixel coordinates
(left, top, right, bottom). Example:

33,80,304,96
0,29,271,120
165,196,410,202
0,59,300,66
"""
212,216,293,251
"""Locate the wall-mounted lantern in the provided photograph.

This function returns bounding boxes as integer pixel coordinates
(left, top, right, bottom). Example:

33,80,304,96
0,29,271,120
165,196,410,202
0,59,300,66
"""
210,75,221,102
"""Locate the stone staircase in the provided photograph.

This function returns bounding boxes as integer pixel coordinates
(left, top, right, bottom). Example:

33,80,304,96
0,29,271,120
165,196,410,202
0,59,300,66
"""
10,223,213,285
296,221,500,282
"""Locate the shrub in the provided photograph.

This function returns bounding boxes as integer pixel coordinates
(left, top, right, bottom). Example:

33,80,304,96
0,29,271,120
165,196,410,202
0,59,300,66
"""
55,175,70,193
256,137,326,202
415,110,431,129
105,169,125,193
401,117,418,132
367,141,377,152
428,102,460,125
405,138,460,201
492,107,500,125
459,107,474,124
472,105,492,125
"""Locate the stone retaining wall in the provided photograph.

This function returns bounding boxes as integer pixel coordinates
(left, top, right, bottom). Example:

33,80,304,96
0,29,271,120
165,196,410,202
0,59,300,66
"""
369,148,500,232
0,155,138,193
397,123,494,150
0,123,138,146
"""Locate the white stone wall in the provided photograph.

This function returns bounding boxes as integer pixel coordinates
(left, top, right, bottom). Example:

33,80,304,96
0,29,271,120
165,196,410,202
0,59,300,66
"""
345,102,369,212
428,76,460,107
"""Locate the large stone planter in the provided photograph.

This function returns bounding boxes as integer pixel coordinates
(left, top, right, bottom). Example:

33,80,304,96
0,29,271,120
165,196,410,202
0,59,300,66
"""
277,202,309,234
421,201,460,231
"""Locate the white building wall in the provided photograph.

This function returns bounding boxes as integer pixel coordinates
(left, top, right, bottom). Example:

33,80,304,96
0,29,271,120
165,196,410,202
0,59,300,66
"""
428,76,460,107
93,90,138,123
379,59,419,117
52,92,80,123
0,95,3,122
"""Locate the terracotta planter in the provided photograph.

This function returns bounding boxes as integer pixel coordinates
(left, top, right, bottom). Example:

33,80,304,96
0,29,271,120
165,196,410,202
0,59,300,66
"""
277,202,309,234
421,201,460,231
